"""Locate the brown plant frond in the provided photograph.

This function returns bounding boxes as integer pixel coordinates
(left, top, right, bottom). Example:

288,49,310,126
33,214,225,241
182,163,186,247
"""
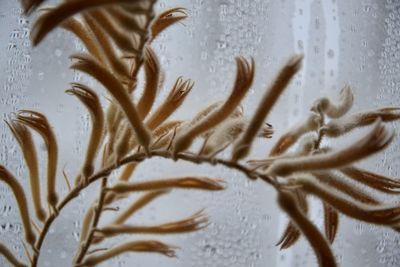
189,101,242,140
112,190,169,225
311,85,354,119
173,57,255,155
79,205,95,244
150,7,188,42
66,83,105,184
150,121,185,150
21,241,33,265
0,241,27,267
248,135,318,170
96,210,208,239
321,107,400,138
118,163,139,183
76,240,177,267
70,53,151,153
291,174,400,225
60,16,108,65
111,122,134,162
269,112,322,156
20,0,45,15
62,168,72,192
107,6,152,34
277,190,337,267
81,12,132,82
189,101,224,127
16,110,59,210
30,0,152,46
86,8,141,55
105,102,123,155
145,77,194,130
5,120,46,222
341,167,400,194
137,46,161,120
0,166,36,247
276,223,301,250
276,190,307,249
258,123,274,138
232,55,303,161
312,171,379,205
323,203,339,244
201,117,246,156
267,119,393,177
107,176,225,193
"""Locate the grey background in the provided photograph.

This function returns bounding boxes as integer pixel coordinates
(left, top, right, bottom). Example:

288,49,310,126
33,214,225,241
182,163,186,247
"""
1,0,400,266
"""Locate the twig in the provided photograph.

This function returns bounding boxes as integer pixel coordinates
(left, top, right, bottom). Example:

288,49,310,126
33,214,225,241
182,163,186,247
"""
74,178,108,264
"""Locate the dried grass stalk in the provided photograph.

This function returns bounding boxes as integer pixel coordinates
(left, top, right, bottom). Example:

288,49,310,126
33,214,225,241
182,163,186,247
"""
232,55,303,161
16,110,59,210
6,120,46,222
0,166,36,247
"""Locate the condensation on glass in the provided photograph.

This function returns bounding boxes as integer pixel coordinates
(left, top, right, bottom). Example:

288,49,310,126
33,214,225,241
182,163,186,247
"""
0,0,399,266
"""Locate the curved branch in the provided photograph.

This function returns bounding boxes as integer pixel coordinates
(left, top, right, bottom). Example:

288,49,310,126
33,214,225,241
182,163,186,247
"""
30,149,275,266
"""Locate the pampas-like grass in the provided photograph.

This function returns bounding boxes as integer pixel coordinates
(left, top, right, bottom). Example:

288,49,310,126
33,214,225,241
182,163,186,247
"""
1,1,399,267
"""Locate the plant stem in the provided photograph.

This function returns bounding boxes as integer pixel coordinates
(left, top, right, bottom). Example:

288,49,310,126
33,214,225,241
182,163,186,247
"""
30,149,275,267
74,178,108,264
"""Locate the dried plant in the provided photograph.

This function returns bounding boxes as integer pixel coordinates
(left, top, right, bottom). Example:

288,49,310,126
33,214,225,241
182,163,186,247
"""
1,1,399,266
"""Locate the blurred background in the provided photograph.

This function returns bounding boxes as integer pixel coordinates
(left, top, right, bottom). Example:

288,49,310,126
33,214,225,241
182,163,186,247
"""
1,0,400,266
